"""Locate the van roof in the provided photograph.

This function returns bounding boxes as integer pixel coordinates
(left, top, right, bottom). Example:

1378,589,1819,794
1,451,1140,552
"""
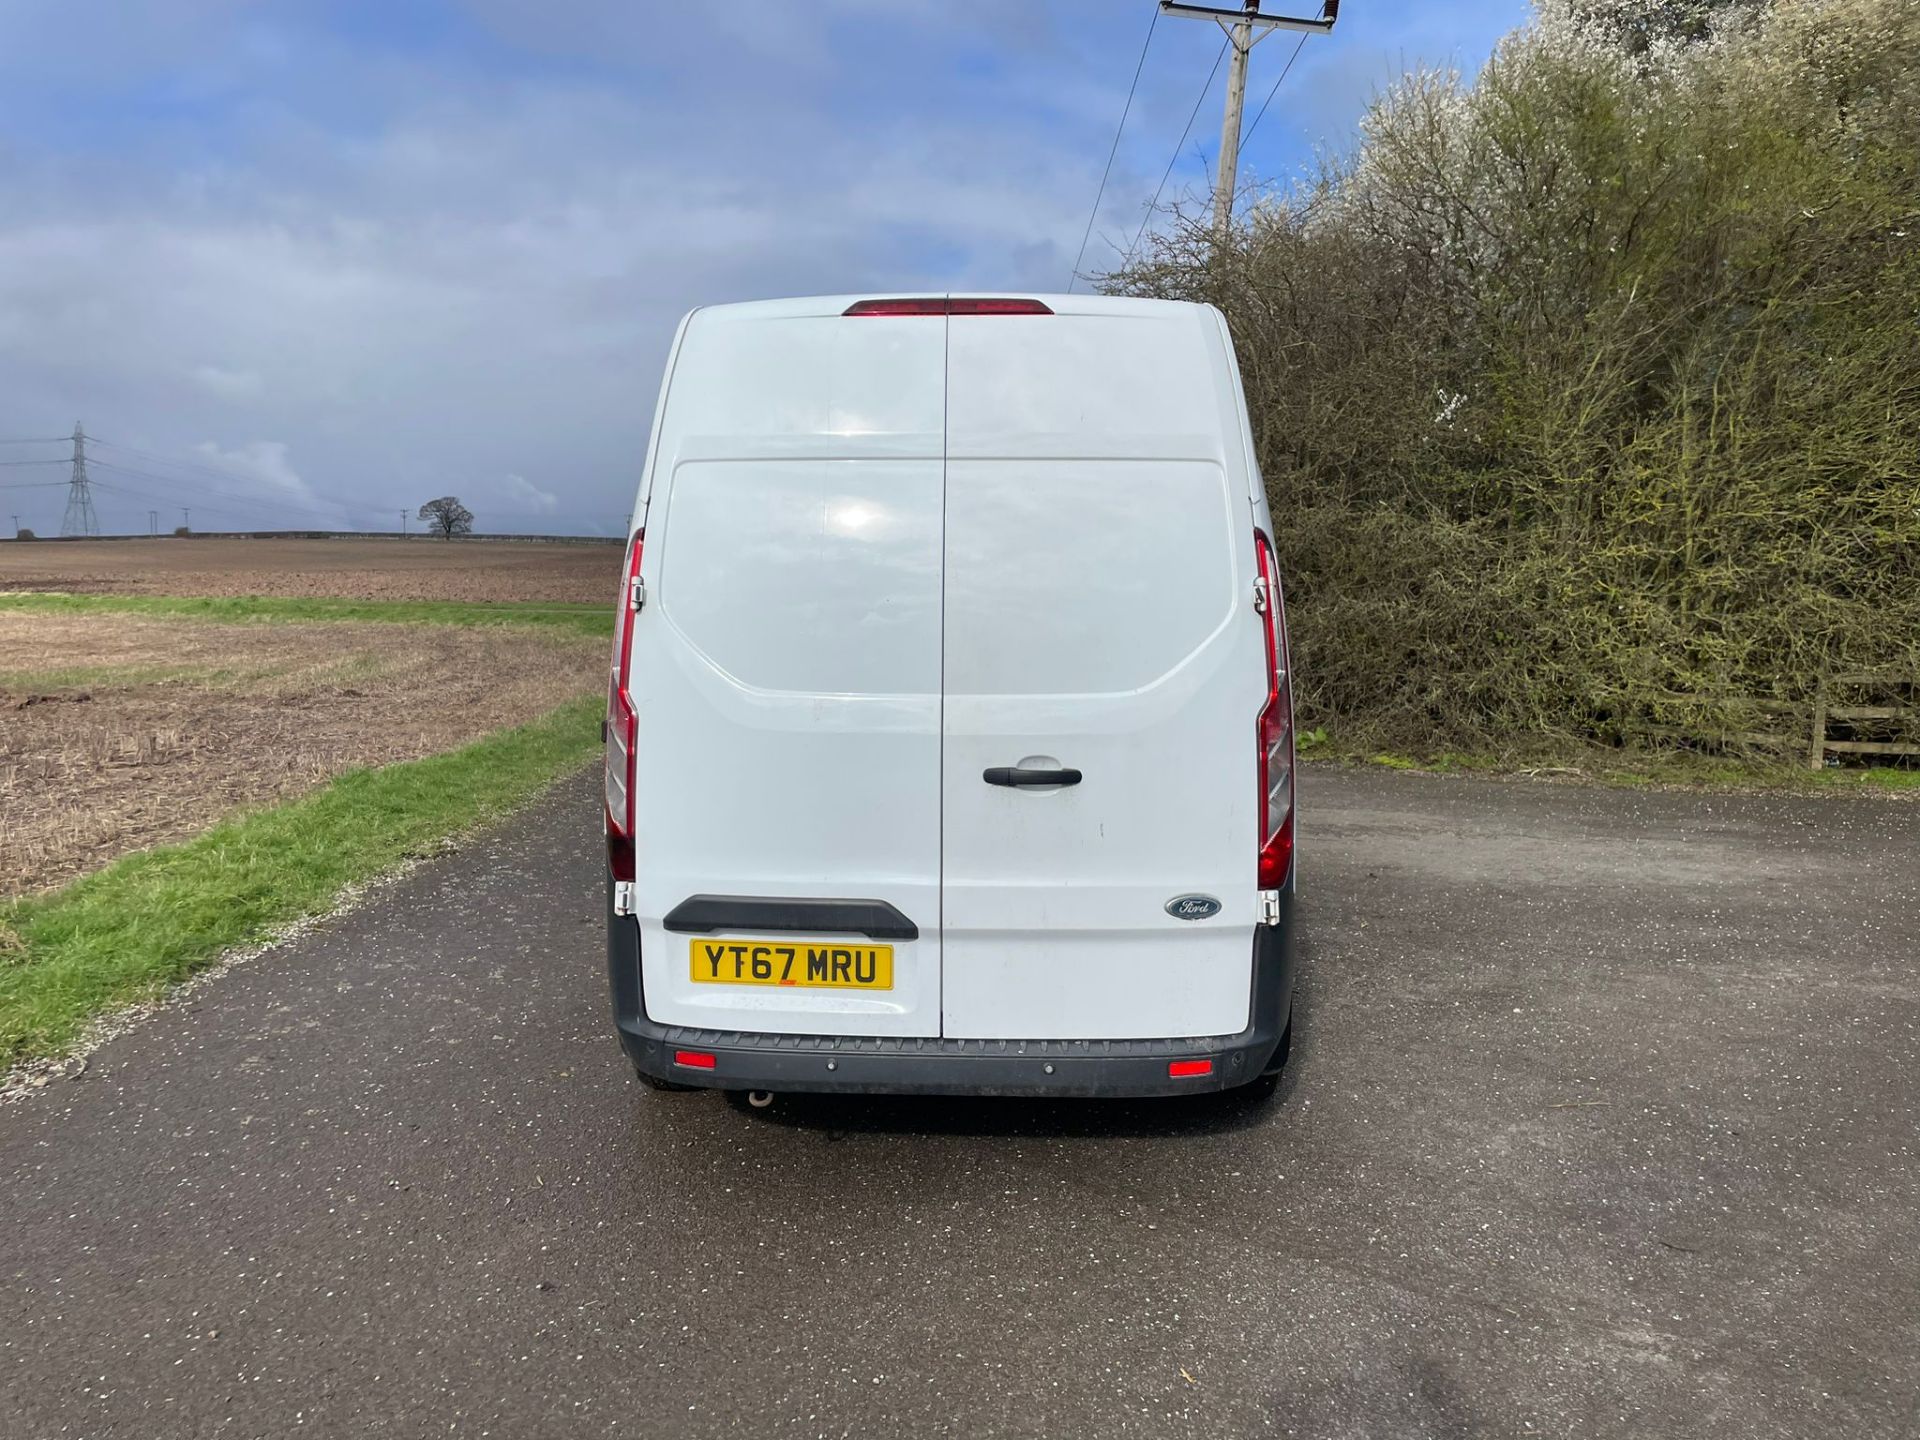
682,294,1217,324
650,292,1247,473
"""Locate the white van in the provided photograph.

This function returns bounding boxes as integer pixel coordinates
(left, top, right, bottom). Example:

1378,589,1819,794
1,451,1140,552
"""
605,294,1296,1098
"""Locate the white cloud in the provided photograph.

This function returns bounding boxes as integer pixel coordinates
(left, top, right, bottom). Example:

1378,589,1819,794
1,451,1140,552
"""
183,441,338,529
190,440,316,504
190,364,263,401
501,472,558,515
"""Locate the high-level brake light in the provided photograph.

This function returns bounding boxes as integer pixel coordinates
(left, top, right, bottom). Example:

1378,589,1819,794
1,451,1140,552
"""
605,528,645,881
843,297,1054,317
1253,530,1295,889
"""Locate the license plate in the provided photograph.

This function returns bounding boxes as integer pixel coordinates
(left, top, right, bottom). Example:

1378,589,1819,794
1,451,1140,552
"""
688,937,894,990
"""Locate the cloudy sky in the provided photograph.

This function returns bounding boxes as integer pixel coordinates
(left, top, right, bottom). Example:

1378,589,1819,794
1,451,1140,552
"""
0,0,1527,537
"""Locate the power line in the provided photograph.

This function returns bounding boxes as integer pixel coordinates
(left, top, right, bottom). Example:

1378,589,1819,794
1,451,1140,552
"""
88,477,327,531
87,440,367,525
0,437,72,446
86,470,296,521
1068,3,1160,293
87,478,297,530
90,440,352,518
1123,36,1228,270
88,477,358,532
90,437,299,490
87,458,345,524
1243,32,1310,146
16,429,599,534
84,479,608,533
94,446,582,528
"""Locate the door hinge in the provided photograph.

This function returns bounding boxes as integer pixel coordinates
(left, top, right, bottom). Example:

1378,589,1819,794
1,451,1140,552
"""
1253,577,1271,614
628,575,647,612
1260,889,1282,926
613,881,637,917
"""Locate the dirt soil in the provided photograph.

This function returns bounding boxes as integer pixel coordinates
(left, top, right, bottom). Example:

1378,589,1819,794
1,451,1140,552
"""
0,537,619,603
0,611,603,897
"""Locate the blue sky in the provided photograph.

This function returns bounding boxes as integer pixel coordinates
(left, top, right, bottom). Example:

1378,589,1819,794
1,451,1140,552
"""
0,0,1528,536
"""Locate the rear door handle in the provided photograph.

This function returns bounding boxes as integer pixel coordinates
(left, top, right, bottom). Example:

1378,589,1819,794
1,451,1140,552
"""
983,766,1082,788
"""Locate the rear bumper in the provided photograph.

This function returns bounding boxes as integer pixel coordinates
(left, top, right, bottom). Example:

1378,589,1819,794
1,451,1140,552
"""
606,884,1296,1098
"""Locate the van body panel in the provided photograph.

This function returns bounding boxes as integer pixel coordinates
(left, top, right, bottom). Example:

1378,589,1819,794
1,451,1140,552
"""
614,294,1294,1085
936,308,1265,1041
626,308,945,1037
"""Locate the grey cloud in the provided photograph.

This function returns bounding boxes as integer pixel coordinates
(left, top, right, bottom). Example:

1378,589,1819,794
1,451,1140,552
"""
0,0,1518,535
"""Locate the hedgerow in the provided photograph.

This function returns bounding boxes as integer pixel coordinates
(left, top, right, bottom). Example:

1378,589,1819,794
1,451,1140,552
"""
1105,0,1920,756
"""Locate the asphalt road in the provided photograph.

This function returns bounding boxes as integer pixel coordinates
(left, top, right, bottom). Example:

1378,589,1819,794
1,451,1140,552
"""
3,767,1916,1438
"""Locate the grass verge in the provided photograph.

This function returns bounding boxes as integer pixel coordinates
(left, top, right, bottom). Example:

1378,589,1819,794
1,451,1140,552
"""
1297,733,1920,794
0,592,611,637
0,693,602,1068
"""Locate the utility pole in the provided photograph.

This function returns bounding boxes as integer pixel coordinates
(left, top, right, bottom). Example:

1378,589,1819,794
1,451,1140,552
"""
1215,7,1253,240
149,509,159,537
400,509,407,537
1158,2,1338,240
9,514,19,537
181,507,190,533
59,421,100,537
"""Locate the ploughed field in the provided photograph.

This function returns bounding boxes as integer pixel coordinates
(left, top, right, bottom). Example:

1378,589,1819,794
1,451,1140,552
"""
0,610,604,897
0,537,620,603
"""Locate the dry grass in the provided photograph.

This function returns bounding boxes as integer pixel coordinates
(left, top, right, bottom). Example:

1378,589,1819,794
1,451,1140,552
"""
0,611,604,897
0,537,619,603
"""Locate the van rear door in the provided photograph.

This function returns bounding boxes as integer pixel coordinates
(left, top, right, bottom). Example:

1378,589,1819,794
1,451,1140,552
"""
628,301,945,1037
939,301,1265,1041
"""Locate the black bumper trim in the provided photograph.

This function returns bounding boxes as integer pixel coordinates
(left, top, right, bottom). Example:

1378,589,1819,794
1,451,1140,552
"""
662,894,918,942
609,886,1295,1097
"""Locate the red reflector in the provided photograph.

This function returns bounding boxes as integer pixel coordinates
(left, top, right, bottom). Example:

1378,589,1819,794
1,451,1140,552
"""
673,1050,716,1070
1168,1059,1214,1078
843,297,1053,317
843,297,946,316
604,527,644,850
947,297,1053,315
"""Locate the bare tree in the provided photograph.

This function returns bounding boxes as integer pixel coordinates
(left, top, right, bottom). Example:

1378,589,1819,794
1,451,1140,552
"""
417,496,474,540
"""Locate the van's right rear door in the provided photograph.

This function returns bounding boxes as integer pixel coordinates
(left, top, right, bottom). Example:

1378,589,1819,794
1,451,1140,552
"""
939,301,1265,1041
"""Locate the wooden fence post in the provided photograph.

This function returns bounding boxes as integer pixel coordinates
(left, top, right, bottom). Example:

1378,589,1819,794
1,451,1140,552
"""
1808,668,1828,772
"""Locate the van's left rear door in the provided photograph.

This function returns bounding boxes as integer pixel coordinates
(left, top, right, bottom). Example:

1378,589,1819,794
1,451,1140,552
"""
627,301,946,1037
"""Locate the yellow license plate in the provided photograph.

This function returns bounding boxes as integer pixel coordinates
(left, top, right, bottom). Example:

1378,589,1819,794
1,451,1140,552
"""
688,937,894,990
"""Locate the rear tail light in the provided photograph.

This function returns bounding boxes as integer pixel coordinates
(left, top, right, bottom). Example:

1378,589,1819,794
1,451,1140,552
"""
605,528,644,880
1169,1059,1215,1078
843,297,1053,317
1253,530,1295,889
